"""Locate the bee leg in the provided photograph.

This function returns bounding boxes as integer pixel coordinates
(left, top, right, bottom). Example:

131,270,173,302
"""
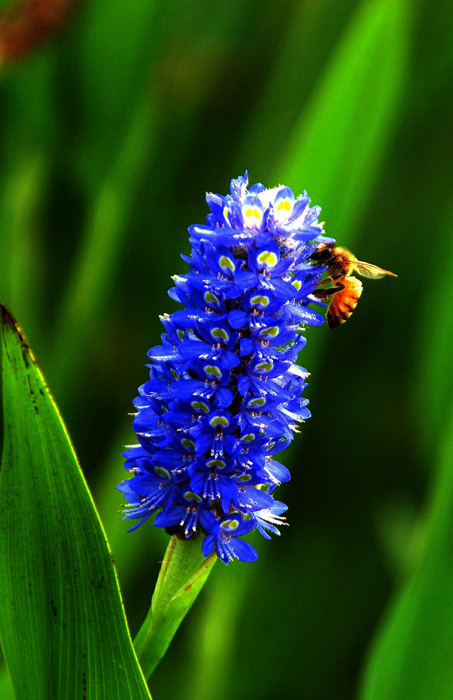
330,271,346,281
313,283,344,299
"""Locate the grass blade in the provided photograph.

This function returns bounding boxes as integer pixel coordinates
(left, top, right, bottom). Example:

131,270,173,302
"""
360,407,453,699
51,94,157,395
276,0,411,238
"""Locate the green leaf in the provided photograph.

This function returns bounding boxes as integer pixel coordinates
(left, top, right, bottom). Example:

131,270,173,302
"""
51,92,158,397
76,0,159,184
413,194,453,459
134,535,216,679
276,0,411,238
0,665,14,700
359,408,453,699
0,306,151,700
0,149,47,343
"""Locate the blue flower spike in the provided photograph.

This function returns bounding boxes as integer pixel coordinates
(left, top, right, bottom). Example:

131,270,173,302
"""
118,173,334,564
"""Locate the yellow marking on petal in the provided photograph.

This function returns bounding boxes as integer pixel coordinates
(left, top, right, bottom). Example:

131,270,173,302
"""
251,294,270,307
210,415,229,427
207,459,226,468
191,401,209,412
257,251,278,267
219,255,235,271
245,206,261,220
249,397,265,407
256,361,273,371
205,365,222,378
221,519,239,530
211,327,229,341
205,291,220,305
260,326,279,337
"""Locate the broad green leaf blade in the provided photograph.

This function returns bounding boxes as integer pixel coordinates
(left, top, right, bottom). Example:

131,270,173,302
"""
276,0,411,238
359,408,453,699
134,536,216,679
0,306,151,700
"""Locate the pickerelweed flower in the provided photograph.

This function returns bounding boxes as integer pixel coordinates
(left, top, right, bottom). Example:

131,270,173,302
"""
118,173,334,563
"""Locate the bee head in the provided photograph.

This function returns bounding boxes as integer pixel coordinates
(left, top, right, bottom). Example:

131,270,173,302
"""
311,243,335,265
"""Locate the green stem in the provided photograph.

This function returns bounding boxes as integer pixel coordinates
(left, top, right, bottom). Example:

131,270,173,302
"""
134,536,217,679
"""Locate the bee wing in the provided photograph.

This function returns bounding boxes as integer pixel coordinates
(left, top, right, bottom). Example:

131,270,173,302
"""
353,261,397,279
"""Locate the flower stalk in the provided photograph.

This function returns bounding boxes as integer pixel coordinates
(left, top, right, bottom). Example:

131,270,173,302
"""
134,535,216,679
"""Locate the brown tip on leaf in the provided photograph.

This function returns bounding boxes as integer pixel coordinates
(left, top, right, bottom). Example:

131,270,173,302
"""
1,304,26,341
1,303,19,330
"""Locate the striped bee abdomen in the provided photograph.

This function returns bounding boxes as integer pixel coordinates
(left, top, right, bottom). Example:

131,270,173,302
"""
327,277,363,328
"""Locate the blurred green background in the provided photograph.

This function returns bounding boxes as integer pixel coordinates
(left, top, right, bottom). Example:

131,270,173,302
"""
1,0,453,698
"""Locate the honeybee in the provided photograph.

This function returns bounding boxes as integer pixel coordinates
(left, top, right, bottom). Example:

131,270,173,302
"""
312,244,397,328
